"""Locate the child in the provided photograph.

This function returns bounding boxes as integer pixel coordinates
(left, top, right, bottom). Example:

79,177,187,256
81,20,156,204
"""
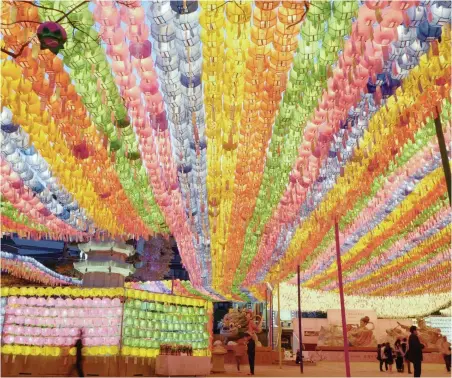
384,342,394,373
235,337,247,372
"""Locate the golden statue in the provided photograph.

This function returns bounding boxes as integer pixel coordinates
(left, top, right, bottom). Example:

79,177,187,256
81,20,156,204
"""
347,316,376,347
397,318,443,348
318,316,377,347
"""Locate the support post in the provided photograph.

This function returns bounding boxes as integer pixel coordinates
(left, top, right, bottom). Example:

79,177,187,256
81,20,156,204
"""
277,282,282,369
434,112,451,205
270,290,274,350
297,265,304,373
335,220,351,377
265,289,268,346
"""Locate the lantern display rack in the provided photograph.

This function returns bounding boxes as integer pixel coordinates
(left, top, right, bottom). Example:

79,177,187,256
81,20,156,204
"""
122,298,210,350
0,287,213,359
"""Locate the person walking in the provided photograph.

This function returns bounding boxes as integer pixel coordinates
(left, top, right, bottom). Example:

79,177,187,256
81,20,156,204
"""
380,343,388,371
244,333,256,376
395,339,404,373
74,337,84,377
407,325,424,377
377,344,384,372
402,338,411,374
234,337,247,372
385,342,394,373
439,336,451,372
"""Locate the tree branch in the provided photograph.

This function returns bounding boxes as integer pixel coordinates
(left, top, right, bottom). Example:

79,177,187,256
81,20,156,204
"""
26,1,67,16
1,0,90,58
0,20,42,26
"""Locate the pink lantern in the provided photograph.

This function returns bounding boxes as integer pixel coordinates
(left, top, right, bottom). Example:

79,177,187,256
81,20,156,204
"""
83,298,92,307
56,298,65,307
16,336,25,344
101,298,111,307
35,337,44,346
17,297,26,305
120,6,145,25
73,298,83,308
94,6,120,27
55,337,64,345
130,40,152,59
100,26,124,45
84,337,93,346
127,24,150,43
364,0,389,9
4,335,15,344
28,297,38,306
380,8,404,28
37,298,46,308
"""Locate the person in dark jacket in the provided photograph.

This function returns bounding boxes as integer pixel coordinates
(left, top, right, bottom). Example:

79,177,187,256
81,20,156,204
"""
377,344,384,372
75,336,84,377
384,342,394,373
407,326,424,377
244,333,256,376
395,339,404,373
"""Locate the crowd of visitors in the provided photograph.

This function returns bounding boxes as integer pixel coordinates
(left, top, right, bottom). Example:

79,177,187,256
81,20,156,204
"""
377,326,451,377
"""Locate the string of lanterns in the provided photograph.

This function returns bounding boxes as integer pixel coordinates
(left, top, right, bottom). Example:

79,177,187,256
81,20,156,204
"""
0,1,451,303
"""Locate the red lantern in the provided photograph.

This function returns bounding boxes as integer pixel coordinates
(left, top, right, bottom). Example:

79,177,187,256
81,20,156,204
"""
37,22,67,54
130,40,152,59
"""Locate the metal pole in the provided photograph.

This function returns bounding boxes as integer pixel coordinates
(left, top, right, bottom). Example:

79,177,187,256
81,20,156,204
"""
434,111,451,205
265,289,268,346
297,265,304,373
270,290,274,350
277,282,282,369
335,220,351,377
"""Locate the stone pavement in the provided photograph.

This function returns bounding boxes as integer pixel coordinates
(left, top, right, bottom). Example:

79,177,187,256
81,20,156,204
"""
210,362,451,377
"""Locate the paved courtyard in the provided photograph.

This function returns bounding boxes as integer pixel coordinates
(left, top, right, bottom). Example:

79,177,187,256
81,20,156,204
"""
211,362,451,377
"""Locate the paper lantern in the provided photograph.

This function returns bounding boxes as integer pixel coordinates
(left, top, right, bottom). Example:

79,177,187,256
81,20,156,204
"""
37,22,67,54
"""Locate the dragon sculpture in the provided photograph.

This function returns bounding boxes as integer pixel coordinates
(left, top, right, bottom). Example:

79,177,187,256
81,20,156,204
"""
218,308,263,345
